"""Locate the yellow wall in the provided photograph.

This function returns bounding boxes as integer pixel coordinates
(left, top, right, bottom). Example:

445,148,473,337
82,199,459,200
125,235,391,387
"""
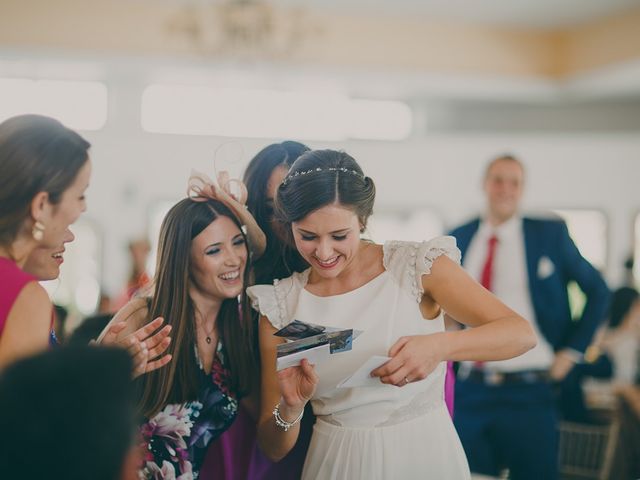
0,0,639,79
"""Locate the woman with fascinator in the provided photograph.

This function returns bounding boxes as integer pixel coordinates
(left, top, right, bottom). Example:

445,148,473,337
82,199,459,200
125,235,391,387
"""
202,141,314,480
99,171,265,479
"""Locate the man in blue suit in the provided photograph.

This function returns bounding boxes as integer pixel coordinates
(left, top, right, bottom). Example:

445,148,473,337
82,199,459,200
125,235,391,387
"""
449,154,609,480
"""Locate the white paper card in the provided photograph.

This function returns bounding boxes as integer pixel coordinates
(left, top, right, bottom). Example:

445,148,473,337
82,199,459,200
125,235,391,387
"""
276,343,331,371
337,355,391,388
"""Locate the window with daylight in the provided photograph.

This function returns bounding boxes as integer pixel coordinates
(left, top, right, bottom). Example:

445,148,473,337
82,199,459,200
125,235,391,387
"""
141,84,412,141
552,209,607,270
147,199,180,278
366,209,444,244
552,209,608,319
0,77,108,130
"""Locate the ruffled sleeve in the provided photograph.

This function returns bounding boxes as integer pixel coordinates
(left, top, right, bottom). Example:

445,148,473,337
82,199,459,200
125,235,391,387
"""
246,285,283,329
246,272,308,330
383,236,461,303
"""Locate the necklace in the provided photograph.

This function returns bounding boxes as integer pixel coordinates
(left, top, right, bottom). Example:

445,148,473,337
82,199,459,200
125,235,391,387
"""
202,322,215,344
195,310,216,345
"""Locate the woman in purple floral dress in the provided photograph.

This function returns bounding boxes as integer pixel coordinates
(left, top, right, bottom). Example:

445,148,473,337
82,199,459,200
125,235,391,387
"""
102,178,265,479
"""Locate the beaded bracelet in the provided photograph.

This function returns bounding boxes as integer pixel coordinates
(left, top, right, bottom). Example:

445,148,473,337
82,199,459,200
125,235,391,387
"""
273,402,304,432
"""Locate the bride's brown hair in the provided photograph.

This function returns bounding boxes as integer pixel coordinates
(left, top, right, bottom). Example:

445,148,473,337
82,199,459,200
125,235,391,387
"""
274,149,376,239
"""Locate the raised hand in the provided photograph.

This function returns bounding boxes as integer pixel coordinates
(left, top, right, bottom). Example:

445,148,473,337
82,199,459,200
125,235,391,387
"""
277,359,319,409
216,170,248,206
187,168,266,256
371,334,445,387
99,316,172,378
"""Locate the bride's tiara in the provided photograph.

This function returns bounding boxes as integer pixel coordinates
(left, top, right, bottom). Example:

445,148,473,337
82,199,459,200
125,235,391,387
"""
281,167,365,186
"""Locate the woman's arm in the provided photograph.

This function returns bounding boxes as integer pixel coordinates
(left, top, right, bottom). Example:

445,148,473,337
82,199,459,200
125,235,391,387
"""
426,255,536,360
215,171,266,258
0,282,51,369
373,255,536,385
256,315,318,461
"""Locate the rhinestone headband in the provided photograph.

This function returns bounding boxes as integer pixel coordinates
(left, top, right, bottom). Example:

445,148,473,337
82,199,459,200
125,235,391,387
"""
281,167,365,186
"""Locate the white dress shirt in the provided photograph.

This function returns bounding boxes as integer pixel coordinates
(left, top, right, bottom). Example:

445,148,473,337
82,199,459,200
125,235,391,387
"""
462,216,555,372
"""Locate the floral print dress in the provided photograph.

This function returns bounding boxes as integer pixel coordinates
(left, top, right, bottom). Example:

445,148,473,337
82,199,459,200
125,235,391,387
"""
140,341,238,480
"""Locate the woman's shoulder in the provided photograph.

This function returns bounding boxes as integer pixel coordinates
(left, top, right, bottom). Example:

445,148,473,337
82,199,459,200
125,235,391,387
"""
382,237,461,302
247,270,310,330
5,281,50,323
0,258,38,314
0,256,36,281
382,237,460,269
0,281,51,367
248,269,310,295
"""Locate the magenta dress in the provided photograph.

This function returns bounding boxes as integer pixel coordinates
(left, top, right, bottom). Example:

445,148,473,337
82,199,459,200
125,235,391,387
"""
0,257,57,347
200,403,314,480
445,361,455,417
0,257,37,339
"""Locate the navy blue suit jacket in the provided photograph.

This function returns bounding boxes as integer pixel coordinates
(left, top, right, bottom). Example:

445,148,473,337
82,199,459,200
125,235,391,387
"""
450,217,610,354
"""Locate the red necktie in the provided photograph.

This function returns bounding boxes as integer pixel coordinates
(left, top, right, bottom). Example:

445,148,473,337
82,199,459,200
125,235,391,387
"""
474,235,498,370
480,235,498,291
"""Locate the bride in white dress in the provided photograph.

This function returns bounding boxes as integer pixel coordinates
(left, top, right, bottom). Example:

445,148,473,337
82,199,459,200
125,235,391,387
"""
248,149,537,479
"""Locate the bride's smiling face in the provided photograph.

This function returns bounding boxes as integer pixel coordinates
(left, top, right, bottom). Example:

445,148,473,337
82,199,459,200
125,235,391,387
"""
291,203,361,279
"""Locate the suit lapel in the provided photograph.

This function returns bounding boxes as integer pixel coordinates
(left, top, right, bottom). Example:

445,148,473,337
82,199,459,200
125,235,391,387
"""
522,218,538,290
456,219,480,264
523,218,544,329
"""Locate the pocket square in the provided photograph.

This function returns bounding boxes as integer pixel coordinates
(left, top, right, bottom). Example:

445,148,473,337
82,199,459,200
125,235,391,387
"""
537,256,555,279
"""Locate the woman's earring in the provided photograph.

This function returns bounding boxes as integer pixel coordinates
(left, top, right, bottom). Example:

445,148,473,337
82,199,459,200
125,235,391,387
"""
32,221,45,242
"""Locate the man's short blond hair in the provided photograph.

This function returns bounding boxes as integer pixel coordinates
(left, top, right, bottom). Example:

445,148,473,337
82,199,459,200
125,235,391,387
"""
484,154,525,179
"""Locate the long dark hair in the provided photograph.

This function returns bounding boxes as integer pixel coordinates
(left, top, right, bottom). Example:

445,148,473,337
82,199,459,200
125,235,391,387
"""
274,149,376,233
137,198,256,418
243,141,310,283
0,114,90,246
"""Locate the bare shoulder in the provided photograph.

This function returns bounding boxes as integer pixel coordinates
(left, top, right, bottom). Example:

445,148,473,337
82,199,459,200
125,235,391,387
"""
10,281,51,320
0,282,51,367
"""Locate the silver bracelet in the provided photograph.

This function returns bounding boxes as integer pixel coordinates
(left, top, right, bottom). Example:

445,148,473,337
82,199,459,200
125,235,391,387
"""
273,402,304,432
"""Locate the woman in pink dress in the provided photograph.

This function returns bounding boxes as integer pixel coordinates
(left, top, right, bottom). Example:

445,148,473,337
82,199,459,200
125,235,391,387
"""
0,114,170,373
0,114,92,367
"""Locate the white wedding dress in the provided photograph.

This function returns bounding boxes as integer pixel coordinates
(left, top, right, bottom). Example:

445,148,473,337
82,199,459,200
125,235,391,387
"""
248,237,470,479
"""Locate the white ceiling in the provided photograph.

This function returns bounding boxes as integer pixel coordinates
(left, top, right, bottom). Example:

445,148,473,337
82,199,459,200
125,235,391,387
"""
274,0,640,28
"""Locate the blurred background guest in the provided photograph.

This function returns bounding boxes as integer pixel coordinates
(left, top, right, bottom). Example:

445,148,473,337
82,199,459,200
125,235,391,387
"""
112,237,152,311
450,154,610,480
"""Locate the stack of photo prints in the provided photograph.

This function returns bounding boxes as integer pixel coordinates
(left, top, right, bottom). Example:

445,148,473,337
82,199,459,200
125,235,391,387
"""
274,320,361,371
